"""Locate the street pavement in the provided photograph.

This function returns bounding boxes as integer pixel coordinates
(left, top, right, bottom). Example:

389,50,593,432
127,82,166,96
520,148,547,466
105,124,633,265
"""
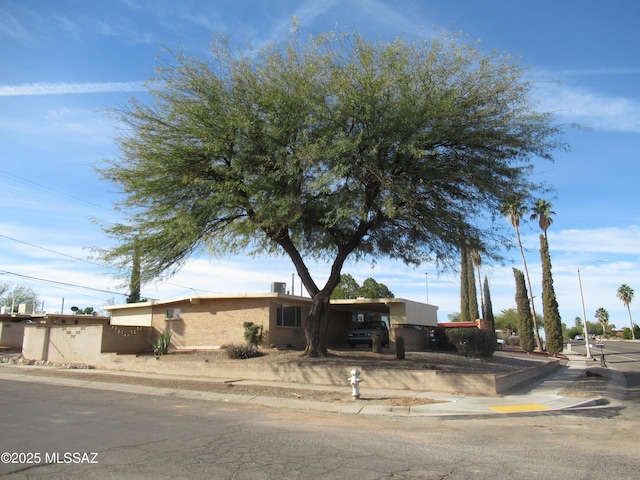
0,349,626,418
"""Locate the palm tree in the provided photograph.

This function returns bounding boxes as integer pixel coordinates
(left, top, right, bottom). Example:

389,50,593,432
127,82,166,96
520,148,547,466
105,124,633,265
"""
617,284,635,331
501,196,543,351
530,199,556,239
594,307,609,338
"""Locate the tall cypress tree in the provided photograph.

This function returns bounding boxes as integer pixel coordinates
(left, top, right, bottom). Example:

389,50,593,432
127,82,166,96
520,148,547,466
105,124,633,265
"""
466,253,479,321
513,268,535,353
540,234,563,356
483,275,495,330
460,249,470,322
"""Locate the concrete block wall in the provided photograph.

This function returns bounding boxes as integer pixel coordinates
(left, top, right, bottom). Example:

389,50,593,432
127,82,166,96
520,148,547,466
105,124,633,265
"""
0,322,26,348
22,324,155,364
23,324,103,364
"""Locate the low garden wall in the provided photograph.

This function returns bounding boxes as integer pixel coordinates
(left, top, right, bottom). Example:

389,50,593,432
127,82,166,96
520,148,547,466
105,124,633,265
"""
98,352,561,396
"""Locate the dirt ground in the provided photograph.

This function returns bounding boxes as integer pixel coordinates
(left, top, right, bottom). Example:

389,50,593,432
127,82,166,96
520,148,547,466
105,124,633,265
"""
0,348,611,407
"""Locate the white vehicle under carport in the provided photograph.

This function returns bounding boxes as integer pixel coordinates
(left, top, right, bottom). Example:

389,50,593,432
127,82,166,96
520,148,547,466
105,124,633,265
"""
347,321,390,348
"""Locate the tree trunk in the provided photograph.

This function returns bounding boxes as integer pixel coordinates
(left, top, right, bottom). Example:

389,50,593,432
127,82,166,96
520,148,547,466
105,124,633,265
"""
304,292,331,357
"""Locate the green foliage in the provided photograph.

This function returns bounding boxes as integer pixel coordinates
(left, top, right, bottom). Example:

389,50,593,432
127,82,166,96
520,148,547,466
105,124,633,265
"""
494,308,519,333
149,331,172,356
332,274,394,300
395,335,405,360
243,322,264,346
634,325,640,340
74,307,95,315
97,28,563,356
567,327,583,339
460,248,479,322
126,252,142,303
513,268,536,353
224,343,262,359
483,276,495,329
445,328,498,357
540,235,563,356
432,327,457,351
331,274,360,299
622,328,633,340
358,278,394,299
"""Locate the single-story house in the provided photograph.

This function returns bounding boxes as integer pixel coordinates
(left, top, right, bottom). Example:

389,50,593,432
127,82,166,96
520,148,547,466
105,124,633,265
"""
103,292,439,351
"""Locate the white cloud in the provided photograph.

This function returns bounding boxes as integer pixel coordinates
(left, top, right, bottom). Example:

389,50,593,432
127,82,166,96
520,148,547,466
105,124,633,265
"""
0,81,145,96
534,80,640,133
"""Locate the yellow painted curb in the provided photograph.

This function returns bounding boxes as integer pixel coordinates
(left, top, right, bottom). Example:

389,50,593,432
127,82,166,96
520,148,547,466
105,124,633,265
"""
488,404,550,413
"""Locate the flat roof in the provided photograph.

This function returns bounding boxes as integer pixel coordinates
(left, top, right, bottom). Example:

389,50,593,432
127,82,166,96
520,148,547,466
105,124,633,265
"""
103,293,435,312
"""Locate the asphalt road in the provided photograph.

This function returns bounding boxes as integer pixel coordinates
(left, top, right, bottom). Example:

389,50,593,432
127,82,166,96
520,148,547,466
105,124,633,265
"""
570,339,640,415
1,351,640,480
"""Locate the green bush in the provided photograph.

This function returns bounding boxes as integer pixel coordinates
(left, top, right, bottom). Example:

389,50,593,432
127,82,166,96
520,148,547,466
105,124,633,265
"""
224,343,262,359
432,327,457,351
149,331,171,356
445,328,497,357
634,325,640,340
623,328,633,340
243,322,264,346
506,335,520,346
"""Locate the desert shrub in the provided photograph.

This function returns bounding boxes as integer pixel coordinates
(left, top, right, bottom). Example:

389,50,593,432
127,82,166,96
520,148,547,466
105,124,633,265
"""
395,335,405,359
243,322,264,346
149,331,171,356
623,328,633,340
634,325,640,340
507,335,520,346
432,327,457,351
224,343,262,359
446,328,497,357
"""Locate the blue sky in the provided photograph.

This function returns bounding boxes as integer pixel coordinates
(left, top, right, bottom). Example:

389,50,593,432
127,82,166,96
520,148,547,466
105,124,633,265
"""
1,0,639,330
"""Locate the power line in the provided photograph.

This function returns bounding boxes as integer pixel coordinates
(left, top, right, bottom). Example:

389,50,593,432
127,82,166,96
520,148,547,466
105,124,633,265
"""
0,233,117,271
0,270,128,297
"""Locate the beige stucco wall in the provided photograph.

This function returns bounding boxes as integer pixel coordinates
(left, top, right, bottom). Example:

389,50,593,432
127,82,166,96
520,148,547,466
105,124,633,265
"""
109,308,153,327
0,322,25,348
22,324,154,364
101,325,153,354
389,300,438,327
23,324,103,364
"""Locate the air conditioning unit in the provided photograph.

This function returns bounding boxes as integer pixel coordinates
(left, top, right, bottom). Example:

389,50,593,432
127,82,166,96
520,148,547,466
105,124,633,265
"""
18,303,34,314
271,282,287,294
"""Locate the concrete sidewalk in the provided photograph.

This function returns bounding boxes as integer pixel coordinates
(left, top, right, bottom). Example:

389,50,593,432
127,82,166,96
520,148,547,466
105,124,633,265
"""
0,352,627,418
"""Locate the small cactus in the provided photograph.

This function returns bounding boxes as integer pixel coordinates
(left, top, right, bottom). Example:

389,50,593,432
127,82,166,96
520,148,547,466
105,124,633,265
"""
396,335,405,360
372,334,382,353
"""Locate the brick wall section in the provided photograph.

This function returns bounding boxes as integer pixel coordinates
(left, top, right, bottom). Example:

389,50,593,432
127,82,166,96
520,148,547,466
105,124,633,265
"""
153,297,273,349
149,297,330,350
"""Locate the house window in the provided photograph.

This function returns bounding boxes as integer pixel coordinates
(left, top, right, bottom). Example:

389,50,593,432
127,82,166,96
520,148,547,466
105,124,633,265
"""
277,305,302,327
166,308,182,320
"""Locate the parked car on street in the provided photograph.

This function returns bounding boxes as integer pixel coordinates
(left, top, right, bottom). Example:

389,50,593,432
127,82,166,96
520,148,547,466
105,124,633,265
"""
347,320,390,348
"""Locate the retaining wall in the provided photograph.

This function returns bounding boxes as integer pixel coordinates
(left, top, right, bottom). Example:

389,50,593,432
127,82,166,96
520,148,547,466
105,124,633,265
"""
98,352,561,396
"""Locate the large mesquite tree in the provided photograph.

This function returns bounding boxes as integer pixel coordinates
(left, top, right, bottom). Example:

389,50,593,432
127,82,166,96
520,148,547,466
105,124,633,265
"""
98,30,561,356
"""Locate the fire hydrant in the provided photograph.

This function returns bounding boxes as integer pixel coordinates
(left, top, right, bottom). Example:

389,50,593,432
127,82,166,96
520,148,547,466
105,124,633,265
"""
349,368,363,400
